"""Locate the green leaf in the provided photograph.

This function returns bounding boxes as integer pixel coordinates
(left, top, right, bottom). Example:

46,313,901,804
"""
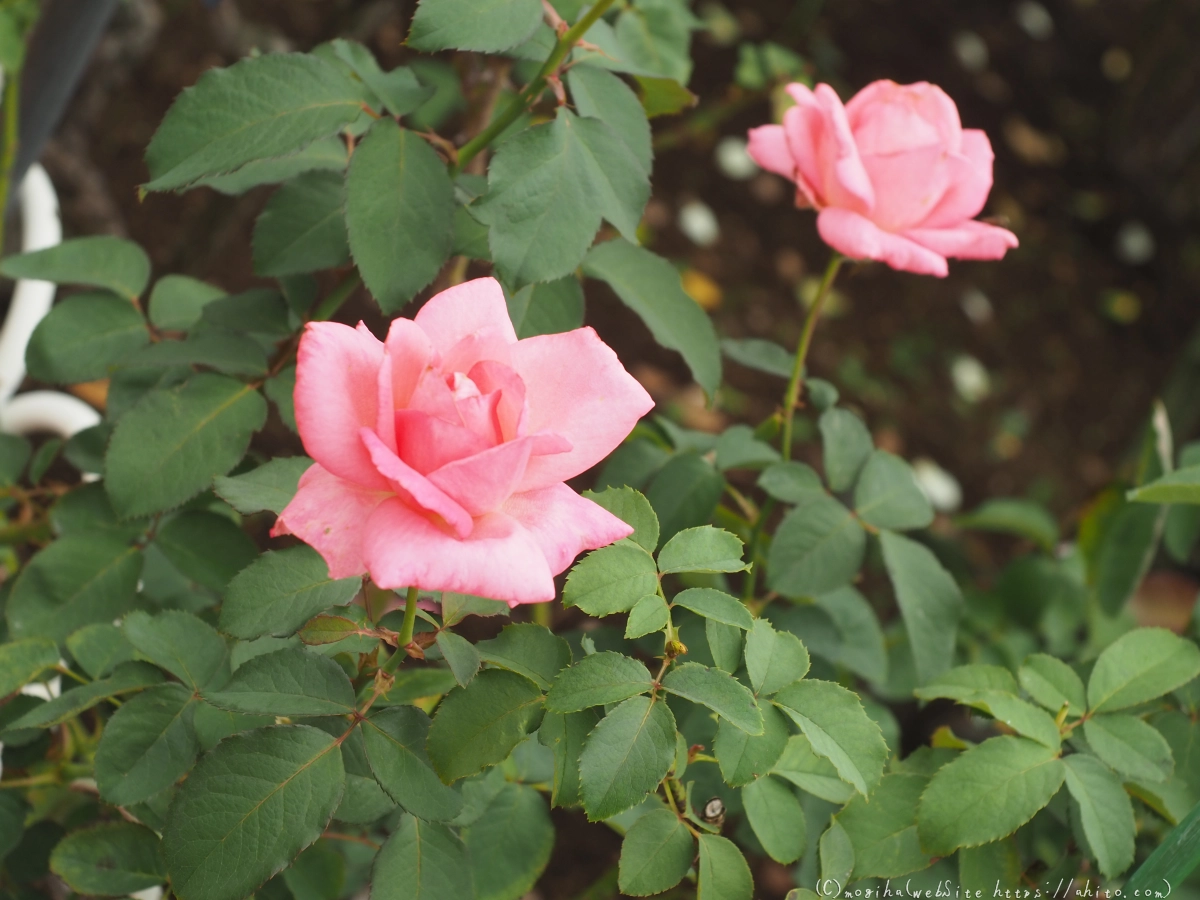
563,540,658,616
646,452,725,545
50,822,167,896
0,432,30,485
836,773,931,879
662,662,763,734
323,41,432,116
267,366,298,432
221,545,361,640
426,668,545,783
371,816,472,900
1123,801,1200,898
539,709,599,808
721,337,794,379
1088,627,1200,712
124,610,230,690
879,530,962,685
1063,753,1136,878
5,662,164,730
1093,501,1163,615
853,450,934,531
148,274,225,331
614,2,696,84
618,807,695,896
767,492,865,598
714,424,780,472
757,460,824,503
253,171,350,276
579,695,676,820
959,839,1021,896
706,619,744,673
546,651,653,712
505,277,586,339
956,498,1059,551
658,526,747,575
407,0,542,52
634,74,697,117
626,593,671,638
105,374,267,518
162,724,345,900
474,622,571,689
195,137,349,195
917,735,1065,856
94,683,199,806
815,586,888,683
1129,464,1200,504
362,707,464,821
214,457,311,515
154,511,258,593
582,238,720,398
25,292,148,384
915,668,1061,750
1020,653,1086,717
915,663,1017,699
583,487,659,553
772,734,852,803
436,632,481,687
441,592,510,626
1,236,150,301
477,111,648,288
345,120,454,312
672,587,753,630
819,408,873,492
128,330,268,378
744,618,810,695
145,53,366,192
6,533,142,645
714,701,790,787
567,65,653,173
284,842,346,900
1084,714,1174,782
773,680,888,797
462,782,554,900
696,834,753,900
66,624,136,679
743,775,806,864
0,638,60,697
205,647,355,717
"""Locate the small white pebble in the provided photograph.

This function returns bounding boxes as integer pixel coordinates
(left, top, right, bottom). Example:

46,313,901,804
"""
952,31,990,73
678,200,720,247
1015,1,1054,39
960,287,994,325
715,136,759,181
912,458,963,513
1115,220,1155,265
131,888,165,900
951,355,991,404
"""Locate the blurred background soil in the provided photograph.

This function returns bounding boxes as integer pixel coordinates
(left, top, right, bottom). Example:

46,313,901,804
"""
30,1,1200,896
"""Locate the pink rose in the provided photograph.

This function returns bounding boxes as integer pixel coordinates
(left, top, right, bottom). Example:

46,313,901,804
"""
747,79,1018,277
272,277,654,605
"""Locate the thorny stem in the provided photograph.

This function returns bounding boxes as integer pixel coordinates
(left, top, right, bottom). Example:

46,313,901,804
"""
741,253,845,603
450,0,618,175
781,252,844,462
0,70,20,251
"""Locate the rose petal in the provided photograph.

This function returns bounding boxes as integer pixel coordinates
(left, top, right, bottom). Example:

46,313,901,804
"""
453,388,502,447
746,124,794,178
360,428,474,538
502,483,634,576
413,277,517,355
408,365,462,425
903,220,1019,260
294,322,389,489
511,327,655,491
375,353,397,452
428,436,534,516
847,80,962,154
918,130,995,228
363,498,555,604
469,360,527,441
395,409,490,474
440,327,515,376
776,105,824,208
272,464,386,579
811,83,875,214
385,316,437,409
859,143,952,232
817,207,950,277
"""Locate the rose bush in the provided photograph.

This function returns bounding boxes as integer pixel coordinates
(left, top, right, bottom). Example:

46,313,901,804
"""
273,277,652,603
748,79,1019,276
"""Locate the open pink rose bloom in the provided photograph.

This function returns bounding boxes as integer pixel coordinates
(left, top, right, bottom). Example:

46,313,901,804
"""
272,277,654,605
748,79,1018,276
